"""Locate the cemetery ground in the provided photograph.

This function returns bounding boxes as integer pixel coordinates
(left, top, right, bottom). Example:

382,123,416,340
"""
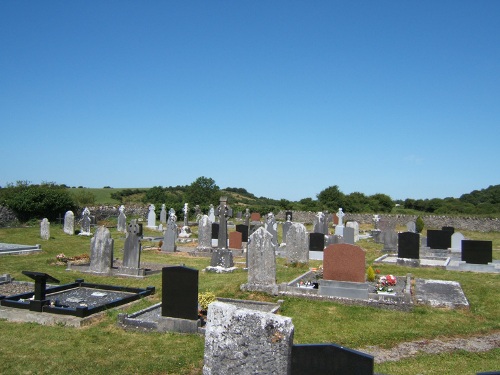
0,224,499,375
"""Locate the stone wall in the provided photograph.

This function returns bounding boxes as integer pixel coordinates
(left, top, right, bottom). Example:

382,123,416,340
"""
0,206,17,227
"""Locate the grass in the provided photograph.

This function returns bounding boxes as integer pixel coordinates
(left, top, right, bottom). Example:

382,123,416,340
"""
0,225,499,374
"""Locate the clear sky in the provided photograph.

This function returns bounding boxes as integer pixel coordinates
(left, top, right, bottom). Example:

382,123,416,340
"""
1,1,499,201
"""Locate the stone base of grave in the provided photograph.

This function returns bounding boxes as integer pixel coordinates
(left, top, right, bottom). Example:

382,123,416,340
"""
396,258,421,267
157,316,201,334
160,245,177,252
240,283,279,295
117,266,146,277
205,266,237,273
210,249,234,268
319,280,369,300
446,260,500,273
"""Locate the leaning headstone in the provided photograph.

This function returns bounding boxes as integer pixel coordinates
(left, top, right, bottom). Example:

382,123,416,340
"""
40,218,50,240
160,204,167,224
89,226,114,273
265,212,278,248
450,232,465,253
197,215,212,251
287,223,309,264
323,244,366,282
80,207,92,236
121,220,143,274
241,227,278,294
228,231,242,250
117,205,127,233
161,215,177,252
235,224,249,242
406,221,416,233
343,227,355,245
63,210,74,235
462,240,493,264
147,204,156,228
398,232,420,259
203,302,294,375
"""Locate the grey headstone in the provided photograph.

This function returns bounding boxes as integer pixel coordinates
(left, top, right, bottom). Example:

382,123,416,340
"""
382,229,398,253
215,197,232,249
160,204,167,224
63,210,74,235
343,227,355,245
161,215,177,252
265,212,278,248
123,220,142,268
346,221,359,242
406,221,416,233
147,204,156,228
89,226,114,273
197,215,212,251
313,212,326,234
40,218,50,240
117,205,127,232
208,204,215,223
450,232,465,253
80,207,91,235
282,221,292,244
286,222,309,264
203,302,293,375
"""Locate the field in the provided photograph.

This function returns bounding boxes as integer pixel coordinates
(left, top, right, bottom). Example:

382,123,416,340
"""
0,224,499,374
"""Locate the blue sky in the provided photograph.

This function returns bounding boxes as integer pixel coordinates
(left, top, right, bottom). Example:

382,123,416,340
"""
1,1,499,201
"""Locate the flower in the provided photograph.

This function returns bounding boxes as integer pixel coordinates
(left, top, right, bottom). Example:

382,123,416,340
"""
376,274,397,293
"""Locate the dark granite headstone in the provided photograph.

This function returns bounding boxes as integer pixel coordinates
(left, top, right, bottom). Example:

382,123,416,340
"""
236,224,249,242
309,233,325,251
161,266,198,320
442,226,455,234
211,223,219,240
462,240,493,265
398,232,420,259
427,230,452,249
210,249,234,268
291,344,374,375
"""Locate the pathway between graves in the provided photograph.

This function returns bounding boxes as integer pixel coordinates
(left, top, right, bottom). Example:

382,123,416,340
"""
357,331,500,363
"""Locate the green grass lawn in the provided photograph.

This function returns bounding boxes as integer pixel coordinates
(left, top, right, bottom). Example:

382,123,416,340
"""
0,225,499,374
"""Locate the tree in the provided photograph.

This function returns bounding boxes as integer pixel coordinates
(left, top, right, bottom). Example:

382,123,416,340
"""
184,177,220,206
317,185,345,211
369,193,393,213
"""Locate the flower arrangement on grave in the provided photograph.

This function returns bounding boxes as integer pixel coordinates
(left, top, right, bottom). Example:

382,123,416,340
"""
198,291,217,313
376,274,397,293
55,253,90,265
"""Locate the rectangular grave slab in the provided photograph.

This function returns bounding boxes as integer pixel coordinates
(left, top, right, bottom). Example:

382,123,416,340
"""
461,240,493,265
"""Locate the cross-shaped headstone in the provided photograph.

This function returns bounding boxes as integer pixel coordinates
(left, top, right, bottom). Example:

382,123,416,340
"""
215,196,232,249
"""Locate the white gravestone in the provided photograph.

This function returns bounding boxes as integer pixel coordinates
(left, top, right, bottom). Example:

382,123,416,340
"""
40,218,50,240
63,210,74,235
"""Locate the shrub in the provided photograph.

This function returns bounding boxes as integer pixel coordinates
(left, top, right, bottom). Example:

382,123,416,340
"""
366,266,376,282
416,216,425,233
198,291,216,311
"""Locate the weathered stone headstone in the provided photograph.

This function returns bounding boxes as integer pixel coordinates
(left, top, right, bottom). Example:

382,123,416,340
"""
265,212,278,248
343,227,355,245
162,266,198,320
161,214,177,252
160,204,167,224
122,220,143,270
287,223,309,264
117,205,127,232
228,231,242,250
462,240,492,264
450,232,465,253
63,210,74,235
203,302,294,375
183,203,189,226
398,232,420,259
209,249,234,268
323,244,366,282
244,208,250,226
406,221,416,233
147,204,156,228
241,227,277,294
80,207,91,236
89,226,114,273
309,233,325,251
282,221,292,244
382,225,398,252
372,214,380,229
40,218,50,240
313,212,326,234
235,224,249,242
323,211,331,235
197,215,212,251
215,197,232,249
285,211,293,222
427,230,452,249
208,204,215,223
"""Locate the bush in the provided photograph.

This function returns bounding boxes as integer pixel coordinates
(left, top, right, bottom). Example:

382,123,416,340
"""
198,291,216,311
416,216,425,233
366,266,376,282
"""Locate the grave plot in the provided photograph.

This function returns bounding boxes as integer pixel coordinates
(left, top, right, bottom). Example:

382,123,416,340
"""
0,271,155,319
0,242,42,256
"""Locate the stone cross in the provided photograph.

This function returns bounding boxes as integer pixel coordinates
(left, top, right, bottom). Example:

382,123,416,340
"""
160,204,167,224
169,208,177,222
244,208,250,226
215,196,232,249
336,208,345,227
373,214,380,229
81,207,91,235
183,203,189,226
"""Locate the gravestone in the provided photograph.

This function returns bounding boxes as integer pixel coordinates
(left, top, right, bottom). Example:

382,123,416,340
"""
209,249,234,268
208,204,215,222
160,204,167,224
309,233,325,251
235,224,249,242
323,211,331,235
244,209,250,226
323,244,366,282
211,223,219,247
63,210,74,235
372,214,380,229
427,230,452,249
343,227,355,245
462,240,493,264
89,226,114,273
285,211,293,222
450,232,465,253
40,218,50,240
147,204,156,228
194,205,202,220
203,302,294,375
442,226,455,234
241,227,277,294
215,196,232,249
282,221,292,244
346,221,359,242
382,227,398,253
406,221,416,233
250,212,261,222
117,205,127,232
80,207,92,235
197,215,212,251
287,223,309,264
292,344,374,375
228,231,242,250
183,203,189,226
161,215,177,252
161,266,198,320
265,212,278,248
121,220,143,272
313,212,326,234
334,208,345,236
398,232,420,259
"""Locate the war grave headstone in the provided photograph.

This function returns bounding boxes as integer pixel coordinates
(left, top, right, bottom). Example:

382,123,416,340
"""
398,232,420,260
118,220,145,276
117,205,127,233
146,204,157,229
79,207,92,236
40,218,50,240
287,223,309,264
197,215,212,251
241,227,278,294
159,204,167,224
313,211,326,234
406,221,416,233
208,197,235,272
160,265,200,333
161,214,177,252
203,301,294,375
265,212,278,248
346,221,359,242
235,224,249,242
343,226,355,245
450,232,465,253
228,231,242,250
320,244,368,300
462,240,493,265
427,229,452,249
89,226,114,273
334,208,345,236
63,210,75,235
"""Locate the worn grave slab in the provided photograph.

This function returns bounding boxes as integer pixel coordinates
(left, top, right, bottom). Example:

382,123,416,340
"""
414,278,469,309
0,243,42,256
